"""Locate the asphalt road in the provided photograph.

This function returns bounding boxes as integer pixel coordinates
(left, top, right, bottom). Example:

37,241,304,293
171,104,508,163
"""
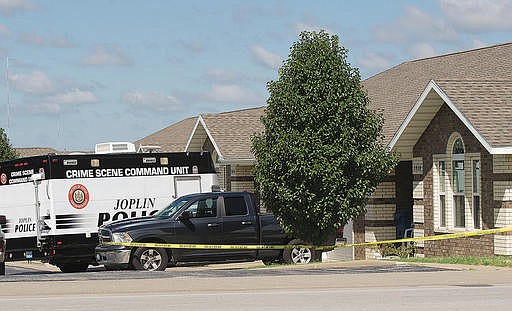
2,285,512,311
2,261,512,310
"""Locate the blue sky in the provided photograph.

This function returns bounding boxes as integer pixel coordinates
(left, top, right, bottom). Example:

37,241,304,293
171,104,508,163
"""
1,0,511,151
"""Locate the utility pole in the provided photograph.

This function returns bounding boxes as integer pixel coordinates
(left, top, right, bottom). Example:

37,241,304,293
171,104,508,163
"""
5,55,11,135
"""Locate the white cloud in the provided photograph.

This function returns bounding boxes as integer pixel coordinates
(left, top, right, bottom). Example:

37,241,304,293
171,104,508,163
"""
470,38,488,49
47,89,98,105
293,22,335,36
207,84,262,104
204,68,240,82
18,32,75,48
28,89,98,113
374,6,457,43
0,0,34,15
178,40,205,53
81,47,132,66
122,91,182,112
357,52,393,72
439,0,512,33
9,71,55,94
410,43,437,59
29,102,61,114
250,46,282,69
0,24,9,36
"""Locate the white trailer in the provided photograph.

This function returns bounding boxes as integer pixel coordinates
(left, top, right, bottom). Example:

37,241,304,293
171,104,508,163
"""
0,151,219,272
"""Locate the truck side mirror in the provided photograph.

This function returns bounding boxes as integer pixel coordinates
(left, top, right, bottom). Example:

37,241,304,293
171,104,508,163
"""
179,211,192,221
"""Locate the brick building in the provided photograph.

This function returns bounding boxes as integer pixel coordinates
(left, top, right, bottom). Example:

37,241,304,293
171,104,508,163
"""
137,43,512,258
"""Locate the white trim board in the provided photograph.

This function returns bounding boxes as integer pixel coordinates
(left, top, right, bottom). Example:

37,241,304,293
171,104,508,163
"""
185,115,224,161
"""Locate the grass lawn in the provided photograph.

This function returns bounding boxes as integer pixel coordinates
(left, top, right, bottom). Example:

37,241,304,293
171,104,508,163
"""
390,256,512,267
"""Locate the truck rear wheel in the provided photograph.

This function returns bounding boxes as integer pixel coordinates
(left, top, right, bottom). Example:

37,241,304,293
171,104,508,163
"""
132,247,168,271
282,239,314,264
58,262,89,273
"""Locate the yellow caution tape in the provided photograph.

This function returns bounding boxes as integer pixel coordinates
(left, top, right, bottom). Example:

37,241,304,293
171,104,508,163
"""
103,226,512,251
104,241,318,250
343,226,512,248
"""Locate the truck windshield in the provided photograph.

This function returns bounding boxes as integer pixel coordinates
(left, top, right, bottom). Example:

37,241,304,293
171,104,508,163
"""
155,198,189,217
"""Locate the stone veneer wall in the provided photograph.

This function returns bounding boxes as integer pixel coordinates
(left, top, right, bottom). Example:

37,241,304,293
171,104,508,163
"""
413,104,495,257
357,175,398,259
217,163,261,210
354,161,414,260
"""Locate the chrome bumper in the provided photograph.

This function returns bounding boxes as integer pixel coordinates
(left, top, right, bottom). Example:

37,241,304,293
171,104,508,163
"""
95,245,131,265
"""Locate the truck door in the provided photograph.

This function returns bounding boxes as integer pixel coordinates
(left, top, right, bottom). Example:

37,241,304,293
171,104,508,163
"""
174,176,201,198
219,194,258,259
172,196,225,260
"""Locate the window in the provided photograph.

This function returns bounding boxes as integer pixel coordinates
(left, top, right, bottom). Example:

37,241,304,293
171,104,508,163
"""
439,161,446,227
435,135,481,232
452,138,465,228
473,160,481,229
183,198,217,218
224,196,248,216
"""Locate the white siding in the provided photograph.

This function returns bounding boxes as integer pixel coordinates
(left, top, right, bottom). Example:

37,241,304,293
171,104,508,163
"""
494,181,512,201
493,154,512,174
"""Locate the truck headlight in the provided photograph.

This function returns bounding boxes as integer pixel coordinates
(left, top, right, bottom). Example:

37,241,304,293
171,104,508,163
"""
111,232,133,243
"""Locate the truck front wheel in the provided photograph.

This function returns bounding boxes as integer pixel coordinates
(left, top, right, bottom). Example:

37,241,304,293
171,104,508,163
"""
282,239,314,264
132,247,168,271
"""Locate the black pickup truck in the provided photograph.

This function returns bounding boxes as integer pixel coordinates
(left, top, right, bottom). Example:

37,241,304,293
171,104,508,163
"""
95,192,331,271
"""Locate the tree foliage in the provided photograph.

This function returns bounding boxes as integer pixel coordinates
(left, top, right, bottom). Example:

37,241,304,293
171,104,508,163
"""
0,128,17,161
252,31,397,244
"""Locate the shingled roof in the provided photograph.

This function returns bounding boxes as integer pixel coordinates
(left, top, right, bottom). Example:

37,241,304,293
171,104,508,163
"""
363,42,512,145
134,116,197,152
435,79,512,148
186,107,265,162
15,147,60,158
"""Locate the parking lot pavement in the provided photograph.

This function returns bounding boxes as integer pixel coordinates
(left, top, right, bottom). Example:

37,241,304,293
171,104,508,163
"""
5,260,61,272
4,258,414,273
4,258,508,282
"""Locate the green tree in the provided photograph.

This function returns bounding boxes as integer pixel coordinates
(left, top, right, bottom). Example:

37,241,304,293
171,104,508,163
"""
252,31,397,244
0,128,17,161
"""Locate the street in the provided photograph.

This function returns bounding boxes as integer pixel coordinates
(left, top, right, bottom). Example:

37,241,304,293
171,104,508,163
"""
1,285,511,311
1,260,512,310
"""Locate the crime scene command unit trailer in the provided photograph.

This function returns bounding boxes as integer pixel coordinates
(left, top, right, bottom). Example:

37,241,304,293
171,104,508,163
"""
0,151,219,272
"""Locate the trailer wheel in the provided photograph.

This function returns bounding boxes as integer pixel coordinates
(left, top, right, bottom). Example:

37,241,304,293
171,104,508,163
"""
282,239,314,265
58,262,89,273
132,247,168,271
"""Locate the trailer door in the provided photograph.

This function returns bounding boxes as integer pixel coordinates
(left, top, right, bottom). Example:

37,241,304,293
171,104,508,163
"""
174,176,202,198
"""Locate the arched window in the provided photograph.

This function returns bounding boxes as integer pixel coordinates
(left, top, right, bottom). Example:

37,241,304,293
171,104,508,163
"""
453,138,465,155
452,137,465,227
